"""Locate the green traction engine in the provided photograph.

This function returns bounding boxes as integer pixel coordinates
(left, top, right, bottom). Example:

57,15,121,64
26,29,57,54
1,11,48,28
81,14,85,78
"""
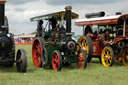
31,6,87,71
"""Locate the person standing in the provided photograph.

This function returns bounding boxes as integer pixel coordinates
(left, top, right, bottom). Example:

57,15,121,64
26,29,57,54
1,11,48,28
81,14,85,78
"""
37,20,44,37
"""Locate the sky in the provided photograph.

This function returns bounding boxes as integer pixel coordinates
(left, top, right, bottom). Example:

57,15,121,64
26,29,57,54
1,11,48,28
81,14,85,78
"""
4,0,128,35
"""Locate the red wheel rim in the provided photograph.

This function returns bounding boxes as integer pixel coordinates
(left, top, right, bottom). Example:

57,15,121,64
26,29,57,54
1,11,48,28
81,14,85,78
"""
77,52,84,69
52,52,59,71
32,39,42,67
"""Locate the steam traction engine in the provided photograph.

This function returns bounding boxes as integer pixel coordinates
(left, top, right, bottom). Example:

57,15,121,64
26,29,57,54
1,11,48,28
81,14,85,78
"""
0,0,27,72
76,11,128,67
31,6,87,71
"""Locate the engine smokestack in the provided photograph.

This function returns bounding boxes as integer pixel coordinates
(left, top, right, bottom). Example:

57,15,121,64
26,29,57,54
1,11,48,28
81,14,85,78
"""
65,6,72,33
0,0,6,30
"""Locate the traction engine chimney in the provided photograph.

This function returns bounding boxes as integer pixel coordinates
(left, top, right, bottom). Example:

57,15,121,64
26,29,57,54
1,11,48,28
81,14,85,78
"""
0,0,6,30
65,6,72,33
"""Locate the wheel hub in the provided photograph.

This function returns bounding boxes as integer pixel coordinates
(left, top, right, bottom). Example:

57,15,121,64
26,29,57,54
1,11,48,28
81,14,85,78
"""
36,50,38,56
53,59,56,64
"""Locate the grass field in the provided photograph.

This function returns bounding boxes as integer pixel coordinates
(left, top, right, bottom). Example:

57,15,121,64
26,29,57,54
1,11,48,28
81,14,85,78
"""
0,45,128,85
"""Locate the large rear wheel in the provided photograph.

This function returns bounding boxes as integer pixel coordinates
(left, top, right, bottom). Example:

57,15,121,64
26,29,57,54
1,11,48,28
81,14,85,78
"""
32,37,48,67
52,50,62,71
121,48,128,66
77,36,92,63
101,46,114,67
32,38,42,67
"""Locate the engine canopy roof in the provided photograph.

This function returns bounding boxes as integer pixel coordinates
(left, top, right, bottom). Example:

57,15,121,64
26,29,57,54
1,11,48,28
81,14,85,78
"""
75,14,128,26
30,11,79,22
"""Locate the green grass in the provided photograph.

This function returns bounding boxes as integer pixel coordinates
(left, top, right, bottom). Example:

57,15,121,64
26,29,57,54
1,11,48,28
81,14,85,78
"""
0,45,128,85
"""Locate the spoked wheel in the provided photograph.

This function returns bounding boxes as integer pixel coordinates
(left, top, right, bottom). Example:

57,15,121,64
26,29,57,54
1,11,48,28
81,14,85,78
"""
121,48,128,66
101,46,114,67
52,50,62,71
16,49,27,72
77,48,87,69
77,36,92,63
32,38,42,67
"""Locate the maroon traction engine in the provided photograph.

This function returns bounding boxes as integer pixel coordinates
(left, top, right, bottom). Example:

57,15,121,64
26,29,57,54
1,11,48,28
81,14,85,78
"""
76,11,128,67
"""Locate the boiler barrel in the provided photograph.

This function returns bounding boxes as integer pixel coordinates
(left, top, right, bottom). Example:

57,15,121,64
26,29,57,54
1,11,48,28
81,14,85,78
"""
0,35,13,52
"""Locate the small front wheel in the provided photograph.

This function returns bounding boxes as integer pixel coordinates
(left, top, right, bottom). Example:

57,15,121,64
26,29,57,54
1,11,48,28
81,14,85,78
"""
52,50,62,71
16,49,27,72
77,48,87,69
101,46,114,67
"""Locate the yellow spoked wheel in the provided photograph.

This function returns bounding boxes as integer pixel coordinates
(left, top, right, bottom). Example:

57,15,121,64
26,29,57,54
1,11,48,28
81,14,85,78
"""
78,36,88,53
121,48,128,66
77,36,92,63
101,46,114,67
